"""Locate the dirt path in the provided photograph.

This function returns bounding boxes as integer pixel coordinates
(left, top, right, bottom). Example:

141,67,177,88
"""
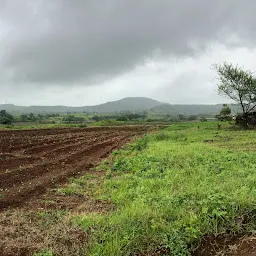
0,126,151,210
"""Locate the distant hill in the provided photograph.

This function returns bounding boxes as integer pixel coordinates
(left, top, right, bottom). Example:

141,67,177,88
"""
84,97,163,113
0,97,240,115
0,97,163,114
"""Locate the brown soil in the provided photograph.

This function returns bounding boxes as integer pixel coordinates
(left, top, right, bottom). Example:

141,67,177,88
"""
0,209,89,256
0,126,151,211
192,234,256,256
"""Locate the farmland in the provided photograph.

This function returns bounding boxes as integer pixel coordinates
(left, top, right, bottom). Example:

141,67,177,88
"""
0,122,256,255
0,126,152,210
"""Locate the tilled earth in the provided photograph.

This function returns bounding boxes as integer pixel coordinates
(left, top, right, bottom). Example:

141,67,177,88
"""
0,126,151,210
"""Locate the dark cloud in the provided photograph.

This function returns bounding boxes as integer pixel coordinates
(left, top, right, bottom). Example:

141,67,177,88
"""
1,0,256,86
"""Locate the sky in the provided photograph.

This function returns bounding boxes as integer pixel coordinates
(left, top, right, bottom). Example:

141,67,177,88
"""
1,0,256,106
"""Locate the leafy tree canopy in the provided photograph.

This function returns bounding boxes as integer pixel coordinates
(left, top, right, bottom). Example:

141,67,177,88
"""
0,110,14,125
214,62,256,114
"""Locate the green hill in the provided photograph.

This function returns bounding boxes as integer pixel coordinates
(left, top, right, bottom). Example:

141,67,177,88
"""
0,97,163,114
0,98,240,115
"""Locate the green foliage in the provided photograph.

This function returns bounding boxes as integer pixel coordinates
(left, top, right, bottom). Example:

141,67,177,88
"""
19,113,40,122
73,122,256,255
0,110,14,125
178,114,186,121
187,115,198,121
236,112,256,128
33,250,54,256
116,116,128,121
200,117,207,122
55,174,101,198
220,104,231,116
62,115,85,123
129,136,149,151
153,131,171,141
37,210,67,228
214,62,256,114
91,115,100,122
216,104,232,121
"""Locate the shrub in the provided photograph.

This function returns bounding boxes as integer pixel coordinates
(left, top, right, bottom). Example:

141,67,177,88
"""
0,110,14,125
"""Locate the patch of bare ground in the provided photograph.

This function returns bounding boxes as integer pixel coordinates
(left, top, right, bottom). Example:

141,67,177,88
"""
0,170,113,256
0,209,88,256
0,126,151,210
137,235,256,256
192,234,256,256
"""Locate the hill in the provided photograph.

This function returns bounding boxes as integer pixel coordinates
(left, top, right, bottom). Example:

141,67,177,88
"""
0,98,240,115
0,97,163,114
84,97,163,113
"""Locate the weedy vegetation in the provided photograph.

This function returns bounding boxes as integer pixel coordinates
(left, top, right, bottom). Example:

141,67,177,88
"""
70,121,256,255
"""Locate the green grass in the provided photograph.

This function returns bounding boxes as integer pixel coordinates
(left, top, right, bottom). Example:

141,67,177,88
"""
70,121,256,255
34,250,54,256
55,175,100,196
0,123,89,130
0,120,169,130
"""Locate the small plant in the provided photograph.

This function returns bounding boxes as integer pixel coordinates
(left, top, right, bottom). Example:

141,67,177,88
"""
164,231,190,256
106,170,112,179
111,158,130,172
58,187,73,195
130,136,149,151
34,250,54,256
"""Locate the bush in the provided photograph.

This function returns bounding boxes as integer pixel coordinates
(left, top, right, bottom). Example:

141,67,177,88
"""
0,110,14,125
62,115,85,123
200,117,207,122
130,136,149,151
153,131,171,141
236,112,256,128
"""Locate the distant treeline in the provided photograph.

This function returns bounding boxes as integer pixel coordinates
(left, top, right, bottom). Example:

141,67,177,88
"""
0,109,214,126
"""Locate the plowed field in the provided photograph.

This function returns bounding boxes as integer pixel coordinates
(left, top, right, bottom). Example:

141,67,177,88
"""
0,126,151,210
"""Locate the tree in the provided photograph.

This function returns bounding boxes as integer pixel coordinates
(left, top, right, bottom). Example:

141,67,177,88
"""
28,113,37,121
20,114,28,122
216,104,232,121
0,110,14,125
214,62,256,115
178,114,185,121
91,115,100,122
63,115,85,123
187,115,198,121
220,104,231,116
200,117,207,122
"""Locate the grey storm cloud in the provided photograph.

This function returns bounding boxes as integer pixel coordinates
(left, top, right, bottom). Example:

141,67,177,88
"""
1,0,256,86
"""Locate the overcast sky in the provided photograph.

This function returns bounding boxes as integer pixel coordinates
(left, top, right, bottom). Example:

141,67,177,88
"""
1,0,256,106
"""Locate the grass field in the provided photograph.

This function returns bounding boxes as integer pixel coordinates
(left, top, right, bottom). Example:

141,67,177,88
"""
2,121,256,255
0,120,170,130
72,121,256,255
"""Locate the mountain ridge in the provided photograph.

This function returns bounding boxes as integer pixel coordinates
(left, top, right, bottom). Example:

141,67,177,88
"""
0,97,163,114
0,97,238,115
